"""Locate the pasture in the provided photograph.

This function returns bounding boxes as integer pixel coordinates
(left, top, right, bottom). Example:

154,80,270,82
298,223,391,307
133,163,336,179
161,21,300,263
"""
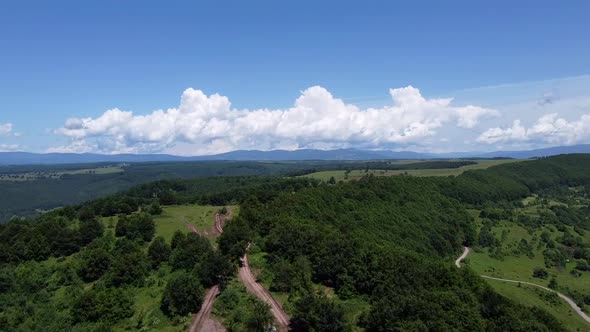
303,159,520,182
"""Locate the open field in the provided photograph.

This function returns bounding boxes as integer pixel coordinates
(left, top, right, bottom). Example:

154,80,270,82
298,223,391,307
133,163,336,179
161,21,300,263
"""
466,192,590,330
484,278,589,331
304,159,520,182
152,205,225,241
0,165,125,181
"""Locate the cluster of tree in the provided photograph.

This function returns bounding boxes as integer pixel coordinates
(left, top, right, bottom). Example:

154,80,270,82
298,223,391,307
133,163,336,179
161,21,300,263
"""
0,216,103,264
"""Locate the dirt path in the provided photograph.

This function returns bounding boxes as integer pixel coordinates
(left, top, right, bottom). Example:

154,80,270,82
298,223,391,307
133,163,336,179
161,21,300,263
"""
186,217,225,332
455,246,470,268
239,252,290,331
188,285,224,332
456,246,590,324
215,212,224,234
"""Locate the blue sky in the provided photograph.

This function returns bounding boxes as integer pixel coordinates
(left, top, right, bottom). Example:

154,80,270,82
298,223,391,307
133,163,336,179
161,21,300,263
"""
1,0,589,154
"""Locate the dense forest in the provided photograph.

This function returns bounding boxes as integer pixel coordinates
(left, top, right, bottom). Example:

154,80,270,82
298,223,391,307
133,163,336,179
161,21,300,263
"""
2,155,590,330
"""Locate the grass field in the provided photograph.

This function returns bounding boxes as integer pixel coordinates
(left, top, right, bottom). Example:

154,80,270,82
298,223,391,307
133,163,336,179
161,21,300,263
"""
466,196,590,331
152,204,225,242
483,279,589,332
303,159,520,182
0,165,124,181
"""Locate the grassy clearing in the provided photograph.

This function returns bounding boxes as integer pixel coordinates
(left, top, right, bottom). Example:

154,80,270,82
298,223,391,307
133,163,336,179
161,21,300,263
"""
152,205,224,242
303,159,520,181
469,221,590,296
483,279,589,332
467,196,590,330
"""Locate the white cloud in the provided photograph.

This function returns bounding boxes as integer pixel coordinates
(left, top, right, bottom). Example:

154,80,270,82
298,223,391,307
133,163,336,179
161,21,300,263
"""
0,144,19,152
52,86,498,155
0,123,13,136
477,113,590,145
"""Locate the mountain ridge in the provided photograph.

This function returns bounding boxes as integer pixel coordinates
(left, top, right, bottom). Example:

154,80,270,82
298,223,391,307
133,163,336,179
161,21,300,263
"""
1,144,590,164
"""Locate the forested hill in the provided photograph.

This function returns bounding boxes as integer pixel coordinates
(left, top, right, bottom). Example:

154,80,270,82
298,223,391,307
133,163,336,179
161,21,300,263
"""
439,154,590,205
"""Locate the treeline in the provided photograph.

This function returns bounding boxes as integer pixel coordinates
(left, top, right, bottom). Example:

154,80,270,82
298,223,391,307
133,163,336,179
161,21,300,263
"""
438,154,590,205
0,159,478,222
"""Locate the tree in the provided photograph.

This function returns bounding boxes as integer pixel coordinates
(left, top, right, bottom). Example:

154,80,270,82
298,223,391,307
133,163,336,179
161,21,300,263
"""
79,219,104,245
115,213,155,242
245,297,273,332
161,270,204,317
72,287,134,324
106,238,150,286
148,201,163,215
328,176,336,185
532,267,549,279
77,247,112,282
170,230,185,250
169,232,213,271
148,236,171,268
290,292,348,332
548,277,558,289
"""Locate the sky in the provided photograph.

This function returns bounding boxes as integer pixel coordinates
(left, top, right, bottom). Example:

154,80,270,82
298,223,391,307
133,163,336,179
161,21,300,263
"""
1,0,589,155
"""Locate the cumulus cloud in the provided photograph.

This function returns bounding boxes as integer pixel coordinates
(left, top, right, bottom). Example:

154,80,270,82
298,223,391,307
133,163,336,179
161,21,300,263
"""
52,86,498,154
0,123,13,136
477,113,590,145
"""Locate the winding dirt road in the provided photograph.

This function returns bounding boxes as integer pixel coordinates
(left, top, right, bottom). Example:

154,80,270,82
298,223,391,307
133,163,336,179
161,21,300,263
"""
456,246,590,324
211,210,290,331
239,251,290,332
186,216,225,332
188,285,222,332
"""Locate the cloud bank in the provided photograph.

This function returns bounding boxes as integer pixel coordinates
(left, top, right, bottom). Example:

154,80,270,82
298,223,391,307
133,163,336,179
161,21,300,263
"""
477,113,590,145
51,86,498,154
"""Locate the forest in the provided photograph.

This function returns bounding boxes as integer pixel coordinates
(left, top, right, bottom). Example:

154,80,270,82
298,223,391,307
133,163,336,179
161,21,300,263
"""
0,159,476,222
1,155,590,330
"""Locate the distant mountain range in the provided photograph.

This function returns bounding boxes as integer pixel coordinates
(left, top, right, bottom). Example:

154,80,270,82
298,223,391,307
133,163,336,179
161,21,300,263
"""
1,144,590,165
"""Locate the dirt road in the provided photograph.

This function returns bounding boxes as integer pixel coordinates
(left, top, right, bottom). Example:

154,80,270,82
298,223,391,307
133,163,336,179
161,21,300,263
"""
188,285,223,332
239,252,290,331
186,217,225,332
215,212,224,234
455,246,470,268
456,246,590,324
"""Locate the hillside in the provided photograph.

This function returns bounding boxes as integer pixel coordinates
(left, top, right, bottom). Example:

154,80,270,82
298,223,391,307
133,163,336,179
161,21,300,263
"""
2,154,590,331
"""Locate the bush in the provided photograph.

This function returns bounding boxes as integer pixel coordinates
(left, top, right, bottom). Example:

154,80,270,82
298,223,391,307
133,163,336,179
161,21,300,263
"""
532,267,549,279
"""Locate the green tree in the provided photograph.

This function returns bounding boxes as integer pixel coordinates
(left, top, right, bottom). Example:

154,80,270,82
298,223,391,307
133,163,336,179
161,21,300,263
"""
290,292,348,332
148,201,163,215
245,297,273,332
148,236,171,268
72,287,134,324
328,176,336,185
161,270,204,317
532,267,549,279
78,247,112,282
79,218,104,245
